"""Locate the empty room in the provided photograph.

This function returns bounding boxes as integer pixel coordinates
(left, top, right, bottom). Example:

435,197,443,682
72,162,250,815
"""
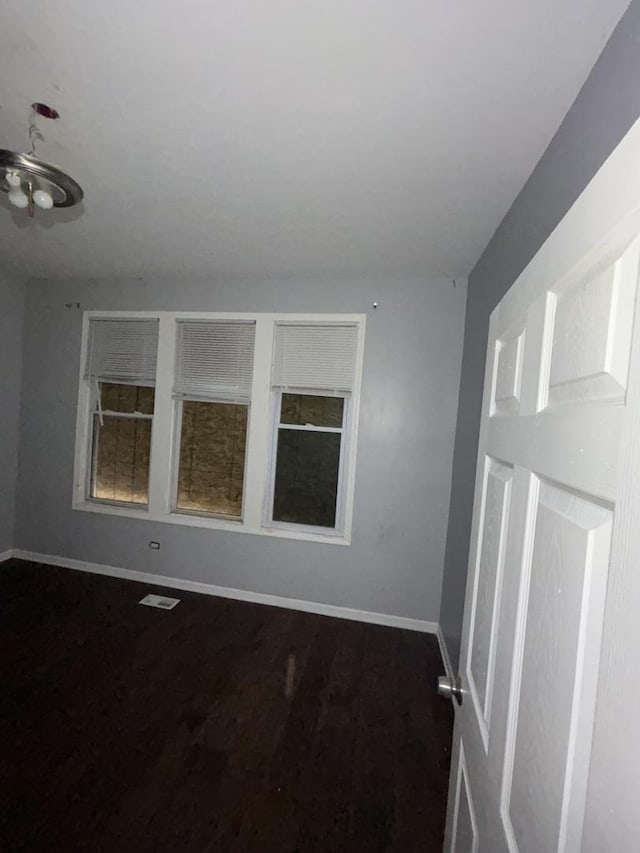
2,1,640,850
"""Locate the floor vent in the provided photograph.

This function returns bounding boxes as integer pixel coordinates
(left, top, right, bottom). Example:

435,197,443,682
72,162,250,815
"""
139,594,180,610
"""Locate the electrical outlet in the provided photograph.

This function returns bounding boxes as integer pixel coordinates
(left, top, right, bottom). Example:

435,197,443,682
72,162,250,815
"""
148,541,160,550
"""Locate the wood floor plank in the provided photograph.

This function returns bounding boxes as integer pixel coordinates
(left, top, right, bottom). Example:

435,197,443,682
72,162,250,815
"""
0,560,453,852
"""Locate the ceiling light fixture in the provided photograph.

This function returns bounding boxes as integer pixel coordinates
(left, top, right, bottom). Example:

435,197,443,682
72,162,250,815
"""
0,103,83,217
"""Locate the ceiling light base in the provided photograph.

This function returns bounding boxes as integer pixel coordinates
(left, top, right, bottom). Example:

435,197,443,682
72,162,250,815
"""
0,149,83,208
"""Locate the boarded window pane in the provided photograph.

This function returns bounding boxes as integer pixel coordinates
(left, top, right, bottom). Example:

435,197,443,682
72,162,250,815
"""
91,415,151,504
273,430,341,527
280,393,344,428
176,401,248,518
99,382,155,415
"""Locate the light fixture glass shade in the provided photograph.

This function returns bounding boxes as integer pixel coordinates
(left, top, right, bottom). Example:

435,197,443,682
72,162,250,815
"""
0,149,83,209
33,189,53,209
8,188,28,208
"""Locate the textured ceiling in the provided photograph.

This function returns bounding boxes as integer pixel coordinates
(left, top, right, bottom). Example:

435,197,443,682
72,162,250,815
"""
0,0,631,282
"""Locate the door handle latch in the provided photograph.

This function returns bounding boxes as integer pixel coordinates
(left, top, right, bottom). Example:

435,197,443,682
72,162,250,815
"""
437,674,464,705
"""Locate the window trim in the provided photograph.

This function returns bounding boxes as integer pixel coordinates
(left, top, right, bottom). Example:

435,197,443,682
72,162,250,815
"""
73,310,366,546
263,389,351,537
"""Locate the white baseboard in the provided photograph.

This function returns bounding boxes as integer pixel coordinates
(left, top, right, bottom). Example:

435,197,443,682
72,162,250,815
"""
12,549,439,635
436,623,455,682
0,549,15,563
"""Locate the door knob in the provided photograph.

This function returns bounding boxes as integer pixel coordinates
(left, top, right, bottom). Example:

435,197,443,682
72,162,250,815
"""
437,675,464,705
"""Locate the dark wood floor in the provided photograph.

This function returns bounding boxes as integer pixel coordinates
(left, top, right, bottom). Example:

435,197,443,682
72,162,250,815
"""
0,559,453,852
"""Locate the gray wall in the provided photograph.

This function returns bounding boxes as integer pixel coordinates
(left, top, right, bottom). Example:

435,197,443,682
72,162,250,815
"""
440,0,640,668
15,276,466,622
0,276,25,553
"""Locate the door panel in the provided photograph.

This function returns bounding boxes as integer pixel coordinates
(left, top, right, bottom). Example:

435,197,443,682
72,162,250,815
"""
444,115,640,853
494,330,525,414
548,247,638,406
452,744,479,853
468,457,512,749
502,484,613,853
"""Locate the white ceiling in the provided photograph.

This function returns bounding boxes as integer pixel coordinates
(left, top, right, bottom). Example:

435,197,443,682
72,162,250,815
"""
0,0,631,282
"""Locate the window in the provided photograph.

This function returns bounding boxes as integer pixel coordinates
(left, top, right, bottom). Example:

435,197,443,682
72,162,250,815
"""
173,320,255,519
176,400,249,517
91,382,154,505
84,318,159,507
74,312,365,544
267,323,359,534
271,393,345,527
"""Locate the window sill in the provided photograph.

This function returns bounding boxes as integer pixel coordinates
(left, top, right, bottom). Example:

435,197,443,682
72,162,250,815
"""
72,500,351,546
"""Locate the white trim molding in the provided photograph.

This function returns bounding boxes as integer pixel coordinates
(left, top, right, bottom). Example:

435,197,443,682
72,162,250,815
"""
0,549,15,563
12,549,438,635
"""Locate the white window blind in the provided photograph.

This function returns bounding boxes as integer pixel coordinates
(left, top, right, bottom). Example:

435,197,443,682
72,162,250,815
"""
174,320,256,402
272,323,358,392
86,318,159,385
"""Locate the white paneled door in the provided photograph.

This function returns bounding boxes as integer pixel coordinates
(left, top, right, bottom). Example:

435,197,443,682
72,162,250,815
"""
443,115,640,852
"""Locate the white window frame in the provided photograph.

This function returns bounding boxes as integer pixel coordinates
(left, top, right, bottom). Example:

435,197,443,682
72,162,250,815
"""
73,311,366,546
87,379,155,510
263,389,351,537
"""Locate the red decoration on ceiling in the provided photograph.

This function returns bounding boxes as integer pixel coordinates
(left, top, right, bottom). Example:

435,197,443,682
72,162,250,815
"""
31,103,60,120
